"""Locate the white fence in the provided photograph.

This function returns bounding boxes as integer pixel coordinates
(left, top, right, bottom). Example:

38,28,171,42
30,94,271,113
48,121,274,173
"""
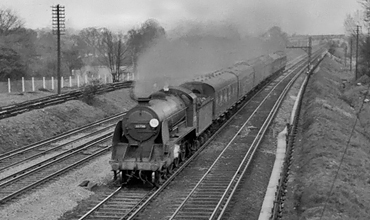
0,73,134,93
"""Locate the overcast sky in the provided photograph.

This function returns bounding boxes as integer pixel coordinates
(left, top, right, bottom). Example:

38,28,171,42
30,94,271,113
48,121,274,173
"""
0,0,363,35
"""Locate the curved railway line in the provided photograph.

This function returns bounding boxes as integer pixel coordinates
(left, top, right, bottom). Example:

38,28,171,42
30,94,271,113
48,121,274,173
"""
0,81,133,119
0,113,124,172
0,113,129,204
0,135,111,204
63,50,324,220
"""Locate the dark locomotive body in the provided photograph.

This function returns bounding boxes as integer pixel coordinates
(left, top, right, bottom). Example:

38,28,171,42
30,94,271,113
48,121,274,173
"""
110,51,287,185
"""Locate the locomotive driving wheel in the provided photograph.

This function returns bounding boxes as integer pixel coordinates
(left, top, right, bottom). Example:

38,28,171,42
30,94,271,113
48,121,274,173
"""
120,171,130,184
173,158,180,167
153,167,166,187
166,163,174,175
193,140,200,152
179,143,186,162
113,170,118,180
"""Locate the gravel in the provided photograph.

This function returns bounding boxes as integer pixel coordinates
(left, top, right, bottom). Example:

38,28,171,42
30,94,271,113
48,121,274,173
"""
224,69,307,220
0,153,113,220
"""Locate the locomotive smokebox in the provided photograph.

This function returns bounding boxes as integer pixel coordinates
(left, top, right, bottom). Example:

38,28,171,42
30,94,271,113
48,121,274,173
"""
137,97,151,105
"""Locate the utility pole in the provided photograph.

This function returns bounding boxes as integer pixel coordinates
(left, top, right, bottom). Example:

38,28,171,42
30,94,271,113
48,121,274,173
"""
52,5,65,94
287,36,312,73
115,39,122,82
344,46,347,67
350,38,352,72
355,25,360,80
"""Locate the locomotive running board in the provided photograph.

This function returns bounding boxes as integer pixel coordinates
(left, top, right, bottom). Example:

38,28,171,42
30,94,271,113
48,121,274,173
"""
168,127,196,145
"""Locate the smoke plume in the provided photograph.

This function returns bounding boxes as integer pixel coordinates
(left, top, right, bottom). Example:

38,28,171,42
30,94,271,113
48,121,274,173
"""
133,21,286,98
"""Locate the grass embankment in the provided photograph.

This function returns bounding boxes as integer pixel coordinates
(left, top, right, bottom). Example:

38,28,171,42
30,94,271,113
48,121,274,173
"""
0,89,136,154
283,55,370,220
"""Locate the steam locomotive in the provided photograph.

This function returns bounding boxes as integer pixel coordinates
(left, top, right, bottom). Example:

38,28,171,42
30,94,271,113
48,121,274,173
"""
110,51,287,186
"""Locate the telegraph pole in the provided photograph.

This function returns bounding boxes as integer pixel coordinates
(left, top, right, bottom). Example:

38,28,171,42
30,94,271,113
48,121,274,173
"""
355,25,360,80
287,36,312,73
344,46,347,67
350,38,352,72
52,5,65,94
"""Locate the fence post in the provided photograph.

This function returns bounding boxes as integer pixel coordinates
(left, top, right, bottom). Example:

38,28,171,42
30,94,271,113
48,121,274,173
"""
22,77,25,92
32,77,35,91
52,77,54,90
43,77,46,89
77,75,80,87
85,75,88,84
61,76,64,88
69,76,72,87
104,74,107,83
8,78,11,93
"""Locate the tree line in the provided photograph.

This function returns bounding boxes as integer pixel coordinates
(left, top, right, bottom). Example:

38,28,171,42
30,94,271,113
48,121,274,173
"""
0,8,165,82
343,0,370,79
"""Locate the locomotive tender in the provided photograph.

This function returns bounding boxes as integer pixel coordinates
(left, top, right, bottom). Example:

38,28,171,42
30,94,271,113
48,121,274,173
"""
110,51,287,185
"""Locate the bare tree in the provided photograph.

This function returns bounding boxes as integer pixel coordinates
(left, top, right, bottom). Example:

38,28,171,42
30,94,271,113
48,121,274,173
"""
98,30,129,82
344,14,358,36
79,27,102,60
362,0,370,26
0,8,24,36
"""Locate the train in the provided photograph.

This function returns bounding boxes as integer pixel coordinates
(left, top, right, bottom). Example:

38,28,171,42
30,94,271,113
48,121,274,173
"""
110,51,288,186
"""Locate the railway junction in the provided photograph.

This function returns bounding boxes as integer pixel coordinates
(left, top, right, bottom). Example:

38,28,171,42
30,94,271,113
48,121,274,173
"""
0,46,369,220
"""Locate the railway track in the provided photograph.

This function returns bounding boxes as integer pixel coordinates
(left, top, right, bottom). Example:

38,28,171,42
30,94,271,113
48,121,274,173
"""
0,134,111,204
0,114,123,173
137,51,324,220
78,187,154,220
0,113,130,204
269,52,325,220
0,113,124,173
0,80,132,120
67,51,323,220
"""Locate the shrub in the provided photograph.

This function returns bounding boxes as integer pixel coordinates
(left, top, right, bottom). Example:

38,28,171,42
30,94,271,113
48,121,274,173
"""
81,79,101,105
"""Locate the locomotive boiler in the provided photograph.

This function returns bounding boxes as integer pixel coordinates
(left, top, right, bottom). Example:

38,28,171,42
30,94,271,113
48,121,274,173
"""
110,51,288,186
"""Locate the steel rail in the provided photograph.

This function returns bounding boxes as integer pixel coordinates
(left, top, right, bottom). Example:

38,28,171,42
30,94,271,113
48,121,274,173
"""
76,50,320,220
0,112,125,160
269,51,327,220
0,123,116,173
167,60,304,220
213,59,318,220
0,134,112,204
169,50,324,220
0,81,132,119
0,133,112,187
78,186,124,219
124,51,318,220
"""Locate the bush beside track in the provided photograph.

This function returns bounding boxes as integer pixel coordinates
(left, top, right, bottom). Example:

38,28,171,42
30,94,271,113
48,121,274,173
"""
283,56,370,219
0,88,137,154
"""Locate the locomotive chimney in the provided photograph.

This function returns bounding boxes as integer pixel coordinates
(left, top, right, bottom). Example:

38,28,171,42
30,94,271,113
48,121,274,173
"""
137,97,150,105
